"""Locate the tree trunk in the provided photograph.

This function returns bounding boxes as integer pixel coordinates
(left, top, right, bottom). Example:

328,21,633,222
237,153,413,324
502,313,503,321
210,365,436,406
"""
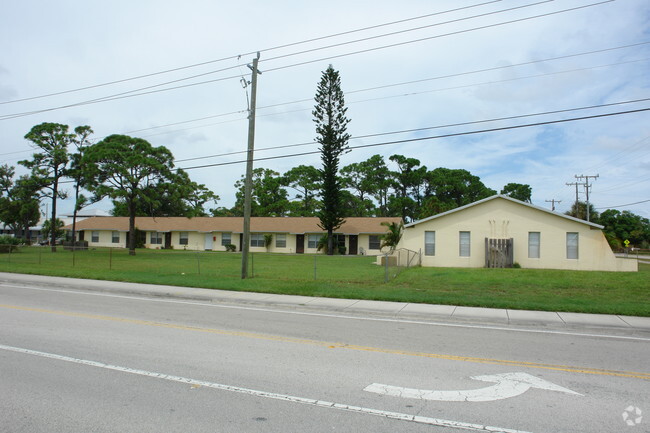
71,183,79,248
50,179,58,253
128,200,136,256
327,229,334,256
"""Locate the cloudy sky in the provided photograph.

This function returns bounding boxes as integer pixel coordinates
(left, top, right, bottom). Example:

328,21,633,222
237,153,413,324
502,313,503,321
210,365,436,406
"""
1,0,649,219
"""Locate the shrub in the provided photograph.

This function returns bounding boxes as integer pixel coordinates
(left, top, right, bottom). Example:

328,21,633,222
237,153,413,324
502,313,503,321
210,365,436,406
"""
225,244,236,252
512,262,521,269
0,235,21,253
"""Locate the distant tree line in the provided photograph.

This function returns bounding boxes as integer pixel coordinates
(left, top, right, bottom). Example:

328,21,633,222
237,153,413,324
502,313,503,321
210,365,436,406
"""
211,155,532,223
566,202,650,249
1,123,217,254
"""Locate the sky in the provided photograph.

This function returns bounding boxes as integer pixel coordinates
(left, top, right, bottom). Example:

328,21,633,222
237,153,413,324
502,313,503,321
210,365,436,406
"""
1,0,649,220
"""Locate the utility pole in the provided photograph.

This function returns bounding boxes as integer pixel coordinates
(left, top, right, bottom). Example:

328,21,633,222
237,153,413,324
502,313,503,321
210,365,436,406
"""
575,174,599,222
241,52,261,279
565,181,582,212
545,199,562,211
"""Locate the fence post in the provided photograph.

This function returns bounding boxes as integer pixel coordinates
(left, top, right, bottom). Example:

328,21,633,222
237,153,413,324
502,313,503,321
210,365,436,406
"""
39,248,42,266
197,251,201,275
72,246,76,268
314,255,317,280
7,244,11,263
384,253,389,283
109,248,113,270
251,252,254,278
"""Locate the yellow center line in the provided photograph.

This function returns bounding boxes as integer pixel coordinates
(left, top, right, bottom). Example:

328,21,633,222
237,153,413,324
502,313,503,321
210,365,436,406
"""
3,303,649,380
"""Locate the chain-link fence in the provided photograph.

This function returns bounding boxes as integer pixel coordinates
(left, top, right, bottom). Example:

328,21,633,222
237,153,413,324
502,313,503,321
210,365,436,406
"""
0,245,414,284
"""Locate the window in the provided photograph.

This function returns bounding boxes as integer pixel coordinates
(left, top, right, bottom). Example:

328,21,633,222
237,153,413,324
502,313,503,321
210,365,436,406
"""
308,234,320,249
91,231,99,243
528,232,540,258
150,232,163,245
179,232,189,245
459,231,471,257
221,232,232,246
566,232,579,259
251,233,265,247
368,235,381,250
111,231,120,244
425,231,435,256
275,233,287,248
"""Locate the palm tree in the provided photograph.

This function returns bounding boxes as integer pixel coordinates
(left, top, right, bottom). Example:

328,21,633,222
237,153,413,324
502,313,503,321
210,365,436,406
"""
380,221,403,254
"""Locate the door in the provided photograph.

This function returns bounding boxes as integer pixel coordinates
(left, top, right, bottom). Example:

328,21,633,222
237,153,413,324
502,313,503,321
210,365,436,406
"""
485,238,513,268
348,235,358,255
204,233,213,250
164,233,172,249
296,234,305,254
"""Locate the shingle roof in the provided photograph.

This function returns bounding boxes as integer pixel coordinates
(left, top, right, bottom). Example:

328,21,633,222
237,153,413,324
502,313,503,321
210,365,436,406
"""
67,216,403,234
404,195,604,229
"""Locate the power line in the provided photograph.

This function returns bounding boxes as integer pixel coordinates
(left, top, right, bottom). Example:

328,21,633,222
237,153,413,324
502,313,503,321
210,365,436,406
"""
0,1,500,105
595,199,650,209
0,0,614,121
177,107,650,171
173,98,650,164
113,45,650,138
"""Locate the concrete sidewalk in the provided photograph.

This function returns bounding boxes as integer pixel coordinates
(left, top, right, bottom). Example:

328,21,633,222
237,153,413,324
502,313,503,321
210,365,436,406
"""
1,272,649,331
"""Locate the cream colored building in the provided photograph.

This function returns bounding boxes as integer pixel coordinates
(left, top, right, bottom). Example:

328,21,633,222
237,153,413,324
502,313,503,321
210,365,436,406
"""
397,195,637,272
68,216,402,255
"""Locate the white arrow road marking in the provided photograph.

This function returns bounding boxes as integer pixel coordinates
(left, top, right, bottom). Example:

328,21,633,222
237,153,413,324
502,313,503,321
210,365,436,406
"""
364,372,583,402
0,344,534,433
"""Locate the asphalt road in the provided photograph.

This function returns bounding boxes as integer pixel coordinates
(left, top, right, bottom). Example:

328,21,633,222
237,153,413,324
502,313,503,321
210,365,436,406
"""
0,276,648,433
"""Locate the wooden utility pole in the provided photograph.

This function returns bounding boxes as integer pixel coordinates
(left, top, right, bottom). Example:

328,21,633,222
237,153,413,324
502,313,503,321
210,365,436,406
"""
545,199,562,211
241,53,261,279
575,174,599,222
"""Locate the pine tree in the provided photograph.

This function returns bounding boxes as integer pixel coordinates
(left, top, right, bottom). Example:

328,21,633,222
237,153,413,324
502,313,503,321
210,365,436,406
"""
313,65,350,255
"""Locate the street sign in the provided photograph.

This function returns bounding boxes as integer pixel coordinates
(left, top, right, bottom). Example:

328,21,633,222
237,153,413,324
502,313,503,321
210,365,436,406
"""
364,372,582,402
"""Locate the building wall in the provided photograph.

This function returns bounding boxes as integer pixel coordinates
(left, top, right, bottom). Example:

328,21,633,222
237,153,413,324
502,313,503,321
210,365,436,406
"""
399,198,636,272
80,229,389,256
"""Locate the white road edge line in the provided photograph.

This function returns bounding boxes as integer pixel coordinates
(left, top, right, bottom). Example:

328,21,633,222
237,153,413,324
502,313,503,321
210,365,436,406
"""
0,343,533,433
2,283,649,342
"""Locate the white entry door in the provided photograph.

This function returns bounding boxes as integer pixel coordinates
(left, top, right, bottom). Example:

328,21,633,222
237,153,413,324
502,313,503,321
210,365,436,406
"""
204,233,213,250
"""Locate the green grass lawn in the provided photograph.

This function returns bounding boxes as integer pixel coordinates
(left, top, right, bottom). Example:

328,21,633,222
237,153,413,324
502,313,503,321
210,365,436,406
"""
1,246,648,316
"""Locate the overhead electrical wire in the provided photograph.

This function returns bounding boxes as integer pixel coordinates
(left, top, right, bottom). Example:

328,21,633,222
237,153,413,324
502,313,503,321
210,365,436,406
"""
0,0,501,105
595,199,650,209
173,98,650,164
67,41,650,140
177,107,650,171
0,0,614,121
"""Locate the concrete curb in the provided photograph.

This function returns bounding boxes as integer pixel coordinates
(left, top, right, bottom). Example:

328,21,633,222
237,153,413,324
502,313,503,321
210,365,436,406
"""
1,272,649,331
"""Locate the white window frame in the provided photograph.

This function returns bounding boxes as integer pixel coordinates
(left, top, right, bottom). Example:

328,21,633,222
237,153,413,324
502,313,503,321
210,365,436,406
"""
307,234,320,249
425,231,435,256
221,232,232,246
275,233,287,248
91,231,99,243
111,231,120,244
566,232,579,259
250,233,265,248
528,232,540,258
179,232,189,245
459,231,471,257
150,232,163,245
368,235,381,250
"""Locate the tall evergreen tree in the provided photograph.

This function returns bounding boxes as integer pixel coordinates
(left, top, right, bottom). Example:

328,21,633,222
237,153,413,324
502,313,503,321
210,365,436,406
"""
313,65,350,255
20,123,73,251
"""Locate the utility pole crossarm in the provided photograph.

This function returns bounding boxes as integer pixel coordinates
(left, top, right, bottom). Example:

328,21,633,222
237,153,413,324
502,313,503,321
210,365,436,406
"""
574,174,599,222
545,199,562,211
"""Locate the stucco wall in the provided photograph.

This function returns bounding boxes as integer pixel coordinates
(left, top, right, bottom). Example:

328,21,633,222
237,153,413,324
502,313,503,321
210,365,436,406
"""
399,198,637,272
80,229,390,257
